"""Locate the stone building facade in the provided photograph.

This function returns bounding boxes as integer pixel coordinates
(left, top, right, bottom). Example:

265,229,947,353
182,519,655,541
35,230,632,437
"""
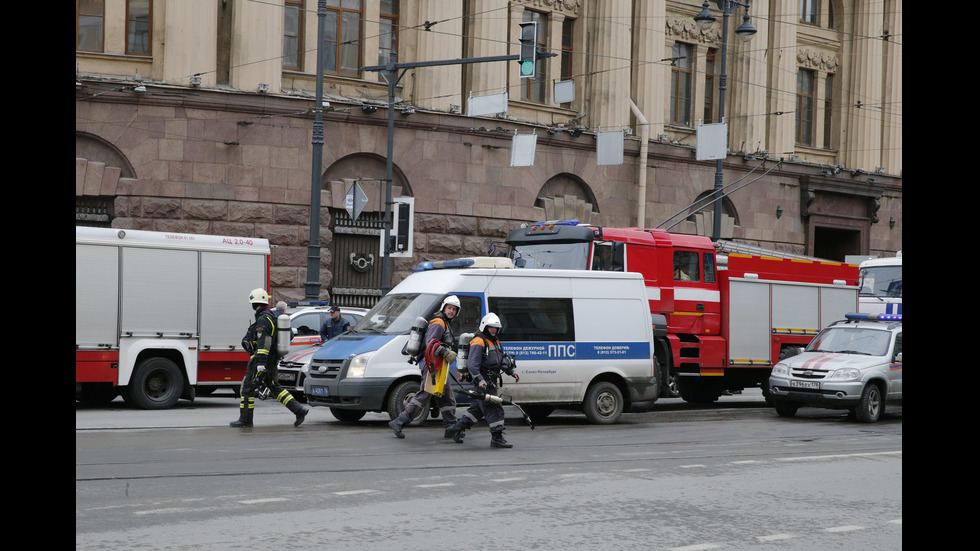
76,0,902,306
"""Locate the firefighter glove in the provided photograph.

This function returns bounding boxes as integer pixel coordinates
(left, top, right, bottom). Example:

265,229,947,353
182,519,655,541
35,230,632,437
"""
257,364,266,373
510,371,520,383
443,349,458,364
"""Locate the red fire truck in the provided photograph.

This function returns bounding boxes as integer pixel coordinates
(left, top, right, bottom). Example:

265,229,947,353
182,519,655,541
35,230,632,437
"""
504,221,859,403
76,227,271,409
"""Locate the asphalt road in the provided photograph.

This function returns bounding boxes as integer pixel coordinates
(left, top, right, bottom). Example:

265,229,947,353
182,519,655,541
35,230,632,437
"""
76,389,902,550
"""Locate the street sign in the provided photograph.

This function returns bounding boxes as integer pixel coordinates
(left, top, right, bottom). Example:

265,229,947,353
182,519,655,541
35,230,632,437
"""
696,122,728,161
345,181,369,221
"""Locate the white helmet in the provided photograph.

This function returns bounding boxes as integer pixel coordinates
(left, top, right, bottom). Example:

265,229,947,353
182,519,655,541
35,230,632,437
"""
248,288,270,305
480,313,502,332
441,295,461,312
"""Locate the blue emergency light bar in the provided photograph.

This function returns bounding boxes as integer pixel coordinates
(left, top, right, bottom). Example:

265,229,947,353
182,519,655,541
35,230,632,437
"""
528,219,579,230
414,258,476,272
288,300,330,307
845,312,902,322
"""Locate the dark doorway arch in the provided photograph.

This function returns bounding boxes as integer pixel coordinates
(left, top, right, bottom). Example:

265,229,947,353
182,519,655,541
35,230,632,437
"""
534,173,599,223
76,131,136,227
323,153,412,308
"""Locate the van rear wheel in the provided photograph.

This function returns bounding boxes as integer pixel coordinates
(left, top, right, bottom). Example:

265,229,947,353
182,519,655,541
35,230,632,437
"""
330,408,367,423
582,381,623,424
523,406,554,424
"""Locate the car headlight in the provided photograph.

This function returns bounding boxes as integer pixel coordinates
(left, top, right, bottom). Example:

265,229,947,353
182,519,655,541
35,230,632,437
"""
771,363,789,376
346,351,374,378
827,368,861,381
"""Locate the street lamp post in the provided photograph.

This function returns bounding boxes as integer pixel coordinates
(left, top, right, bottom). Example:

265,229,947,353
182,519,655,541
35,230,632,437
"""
694,1,756,241
305,0,328,300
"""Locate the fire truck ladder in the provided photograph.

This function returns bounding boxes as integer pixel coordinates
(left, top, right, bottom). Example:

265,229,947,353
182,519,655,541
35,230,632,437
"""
713,240,830,262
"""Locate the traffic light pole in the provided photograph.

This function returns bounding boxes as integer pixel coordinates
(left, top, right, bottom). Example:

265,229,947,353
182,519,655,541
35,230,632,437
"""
360,53,523,295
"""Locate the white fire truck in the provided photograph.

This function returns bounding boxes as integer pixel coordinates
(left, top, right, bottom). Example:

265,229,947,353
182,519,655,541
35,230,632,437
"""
75,227,270,409
504,221,859,403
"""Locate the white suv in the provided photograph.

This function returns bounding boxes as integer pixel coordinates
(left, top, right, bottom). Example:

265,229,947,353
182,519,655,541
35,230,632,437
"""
277,305,367,400
285,304,367,352
768,313,902,423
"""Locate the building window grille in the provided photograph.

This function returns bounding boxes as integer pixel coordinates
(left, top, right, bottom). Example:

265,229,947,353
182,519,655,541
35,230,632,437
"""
77,0,105,52
670,42,693,126
325,0,362,77
796,68,815,146
126,0,151,55
284,0,304,70
76,196,114,227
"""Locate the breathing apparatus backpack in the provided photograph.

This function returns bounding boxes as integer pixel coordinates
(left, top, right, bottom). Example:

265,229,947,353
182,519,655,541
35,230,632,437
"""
242,309,290,357
457,333,474,381
402,316,430,365
462,332,516,385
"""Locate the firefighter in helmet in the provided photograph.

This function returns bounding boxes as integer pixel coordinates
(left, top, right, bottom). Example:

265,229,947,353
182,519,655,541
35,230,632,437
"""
388,295,461,438
448,312,519,448
230,288,310,428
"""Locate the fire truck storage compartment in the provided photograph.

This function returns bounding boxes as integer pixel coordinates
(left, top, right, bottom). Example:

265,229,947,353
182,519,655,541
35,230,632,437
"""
726,277,857,364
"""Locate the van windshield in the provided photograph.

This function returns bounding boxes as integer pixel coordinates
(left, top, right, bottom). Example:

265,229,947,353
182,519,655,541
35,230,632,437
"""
351,293,442,335
858,265,902,298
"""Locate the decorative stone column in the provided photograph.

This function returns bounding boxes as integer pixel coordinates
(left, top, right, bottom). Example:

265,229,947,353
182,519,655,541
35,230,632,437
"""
842,0,884,172
411,1,463,111
764,0,798,156
632,0,666,138
587,0,631,130
880,0,901,174
463,0,509,99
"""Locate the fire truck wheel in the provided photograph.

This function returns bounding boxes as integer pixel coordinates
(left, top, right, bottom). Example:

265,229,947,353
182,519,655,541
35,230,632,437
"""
387,380,430,426
126,357,184,410
676,378,723,404
330,407,367,423
660,366,679,399
773,399,799,417
583,381,624,424
853,383,883,423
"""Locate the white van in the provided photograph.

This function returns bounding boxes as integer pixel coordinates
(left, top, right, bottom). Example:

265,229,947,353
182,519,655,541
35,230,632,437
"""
304,258,659,424
858,252,902,315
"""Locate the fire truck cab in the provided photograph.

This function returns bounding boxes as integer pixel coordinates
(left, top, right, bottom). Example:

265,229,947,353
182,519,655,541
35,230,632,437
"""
505,221,858,403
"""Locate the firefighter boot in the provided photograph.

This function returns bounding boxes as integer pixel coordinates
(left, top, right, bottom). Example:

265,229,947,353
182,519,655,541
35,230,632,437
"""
292,403,309,427
389,417,406,438
450,418,472,443
490,431,513,448
230,398,254,428
279,391,309,427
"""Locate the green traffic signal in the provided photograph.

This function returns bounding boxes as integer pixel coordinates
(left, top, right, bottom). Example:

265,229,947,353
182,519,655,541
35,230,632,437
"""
519,21,537,79
520,60,534,77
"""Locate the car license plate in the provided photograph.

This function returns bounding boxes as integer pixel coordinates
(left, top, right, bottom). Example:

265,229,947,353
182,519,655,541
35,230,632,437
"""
278,372,296,383
790,380,820,389
311,386,329,397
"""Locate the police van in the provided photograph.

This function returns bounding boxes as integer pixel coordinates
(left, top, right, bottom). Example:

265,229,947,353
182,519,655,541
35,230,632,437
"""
304,258,659,424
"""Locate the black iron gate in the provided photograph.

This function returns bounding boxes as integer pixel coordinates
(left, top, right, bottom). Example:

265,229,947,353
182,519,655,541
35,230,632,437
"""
329,208,386,309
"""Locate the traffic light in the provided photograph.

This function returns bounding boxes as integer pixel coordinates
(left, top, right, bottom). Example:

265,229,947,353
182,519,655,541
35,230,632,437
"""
518,21,537,79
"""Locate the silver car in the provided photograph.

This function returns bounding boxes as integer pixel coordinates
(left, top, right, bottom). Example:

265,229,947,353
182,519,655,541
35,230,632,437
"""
768,313,902,423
